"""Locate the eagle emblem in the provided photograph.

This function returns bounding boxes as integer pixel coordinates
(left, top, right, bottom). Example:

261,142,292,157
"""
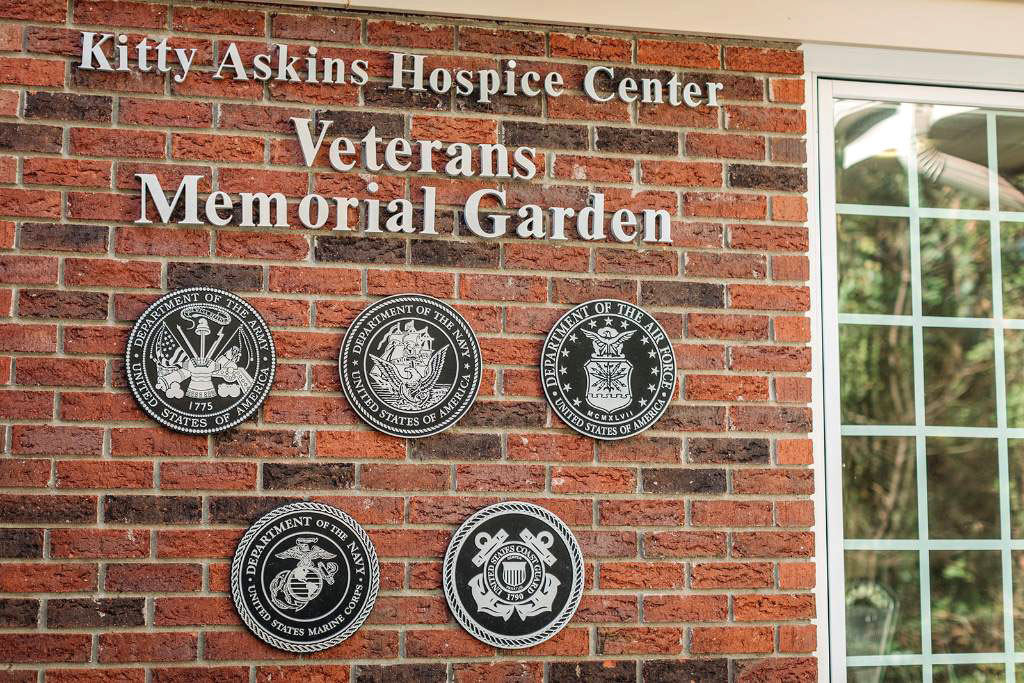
268,537,339,612
582,326,635,413
368,320,450,410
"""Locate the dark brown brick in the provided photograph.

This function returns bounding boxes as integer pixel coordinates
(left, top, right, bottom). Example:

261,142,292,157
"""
47,598,144,628
209,496,294,525
262,463,354,490
549,661,636,682
166,262,262,291
642,659,729,682
642,468,726,494
0,599,38,627
0,529,43,558
24,92,112,122
0,123,62,153
316,110,405,139
315,235,406,264
595,127,678,155
363,82,448,111
20,223,108,252
641,282,724,308
688,437,770,464
354,664,447,683
18,290,108,319
103,496,201,524
462,400,546,428
0,495,95,524
410,433,502,461
411,239,499,268
729,164,807,192
503,121,588,149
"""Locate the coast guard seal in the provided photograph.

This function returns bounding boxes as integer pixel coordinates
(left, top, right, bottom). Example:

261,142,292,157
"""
230,502,379,653
443,502,583,649
340,293,482,438
125,287,275,434
541,299,676,440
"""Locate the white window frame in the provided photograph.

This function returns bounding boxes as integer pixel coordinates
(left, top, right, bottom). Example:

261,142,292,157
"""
805,45,1024,681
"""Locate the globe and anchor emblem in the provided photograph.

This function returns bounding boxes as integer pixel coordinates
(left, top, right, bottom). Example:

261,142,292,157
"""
268,536,339,612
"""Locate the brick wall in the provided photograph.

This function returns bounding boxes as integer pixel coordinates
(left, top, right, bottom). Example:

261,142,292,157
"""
0,0,814,680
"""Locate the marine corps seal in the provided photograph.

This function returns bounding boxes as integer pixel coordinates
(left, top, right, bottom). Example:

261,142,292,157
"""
230,502,379,653
541,299,676,440
443,501,583,649
125,287,275,434
340,293,482,438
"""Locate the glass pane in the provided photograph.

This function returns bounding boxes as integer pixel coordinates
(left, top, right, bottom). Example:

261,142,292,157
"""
1005,331,1024,427
840,324,915,425
1013,550,1024,649
933,664,1006,683
1011,441,1024,538
849,666,922,683
926,437,1000,539
845,550,921,656
835,100,910,206
930,549,1004,653
923,327,996,427
917,105,990,211
843,436,918,539
920,218,992,318
838,214,912,315
1001,222,1024,319
996,115,1024,211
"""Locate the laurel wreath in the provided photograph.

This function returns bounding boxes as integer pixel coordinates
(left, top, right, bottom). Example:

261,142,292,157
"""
123,286,277,435
442,501,584,649
229,501,381,654
338,294,483,438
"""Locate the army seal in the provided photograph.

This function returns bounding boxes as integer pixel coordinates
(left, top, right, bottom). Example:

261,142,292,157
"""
339,293,482,438
125,287,275,434
230,502,380,653
443,501,583,649
541,299,676,440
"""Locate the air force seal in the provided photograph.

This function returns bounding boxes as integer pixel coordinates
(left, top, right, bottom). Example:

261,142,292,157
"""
230,502,379,653
443,502,583,649
340,294,482,438
125,287,275,434
541,299,676,440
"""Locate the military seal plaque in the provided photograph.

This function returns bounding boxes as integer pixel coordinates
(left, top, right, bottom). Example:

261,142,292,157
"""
541,299,676,440
443,501,583,649
230,501,379,653
125,287,275,434
339,293,482,438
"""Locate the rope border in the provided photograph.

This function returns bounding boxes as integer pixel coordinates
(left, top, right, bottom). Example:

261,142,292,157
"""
230,501,380,653
338,293,483,438
124,286,277,435
442,501,584,649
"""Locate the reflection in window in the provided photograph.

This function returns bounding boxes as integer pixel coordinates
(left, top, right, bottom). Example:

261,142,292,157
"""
839,214,912,315
930,549,1003,654
835,101,910,206
933,664,1006,683
840,324,915,425
995,115,1024,211
926,437,999,539
842,436,918,540
1000,223,1024,320
922,327,996,427
849,667,923,683
917,106,990,211
845,550,922,656
920,218,992,318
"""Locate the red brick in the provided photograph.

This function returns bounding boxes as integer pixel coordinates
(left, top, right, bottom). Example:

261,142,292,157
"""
685,192,765,219
598,626,682,655
110,428,207,457
461,274,546,302
172,133,263,162
644,531,726,558
268,266,360,295
692,562,774,589
0,459,50,487
0,58,64,87
780,624,816,652
726,105,806,133
691,626,773,654
0,564,96,593
552,33,631,62
777,500,815,526
71,128,165,158
778,438,813,465
725,47,803,74
98,633,198,663
643,594,727,622
776,376,812,403
0,634,90,663
0,189,60,218
601,562,683,589
172,7,264,36
367,20,453,49
642,160,721,187
161,462,256,490
16,359,105,388
74,1,167,28
638,39,719,68
155,596,238,626
456,463,545,492
0,389,53,419
51,529,149,559
770,78,805,104
120,98,212,128
554,154,633,182
0,0,66,22
730,284,809,311
779,562,816,590
686,374,769,401
23,158,111,187
734,594,815,621
773,195,808,222
686,251,766,278
271,13,360,42
57,461,152,489
691,501,772,527
687,132,765,160
105,563,201,592
0,324,57,352
551,466,635,493
64,259,161,288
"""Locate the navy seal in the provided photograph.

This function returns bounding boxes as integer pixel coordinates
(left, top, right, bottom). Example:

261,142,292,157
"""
340,293,482,438
541,298,676,440
443,501,583,649
230,501,379,653
125,287,275,434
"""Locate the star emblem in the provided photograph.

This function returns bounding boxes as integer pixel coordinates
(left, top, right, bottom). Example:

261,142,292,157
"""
561,349,569,357
604,317,613,326
562,383,572,392
587,319,598,328
572,398,581,406
641,336,649,345
650,367,658,375
648,349,656,358
559,366,567,375
569,333,578,343
619,319,629,329
648,384,656,392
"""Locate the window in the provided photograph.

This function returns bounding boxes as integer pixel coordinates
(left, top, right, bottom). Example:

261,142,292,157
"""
821,80,1024,682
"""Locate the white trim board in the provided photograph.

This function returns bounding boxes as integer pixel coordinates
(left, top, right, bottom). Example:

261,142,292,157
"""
805,44,1024,682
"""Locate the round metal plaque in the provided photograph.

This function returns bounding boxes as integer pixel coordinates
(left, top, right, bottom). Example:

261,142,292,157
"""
540,298,676,440
339,293,482,438
443,501,584,649
230,502,380,653
124,287,275,434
